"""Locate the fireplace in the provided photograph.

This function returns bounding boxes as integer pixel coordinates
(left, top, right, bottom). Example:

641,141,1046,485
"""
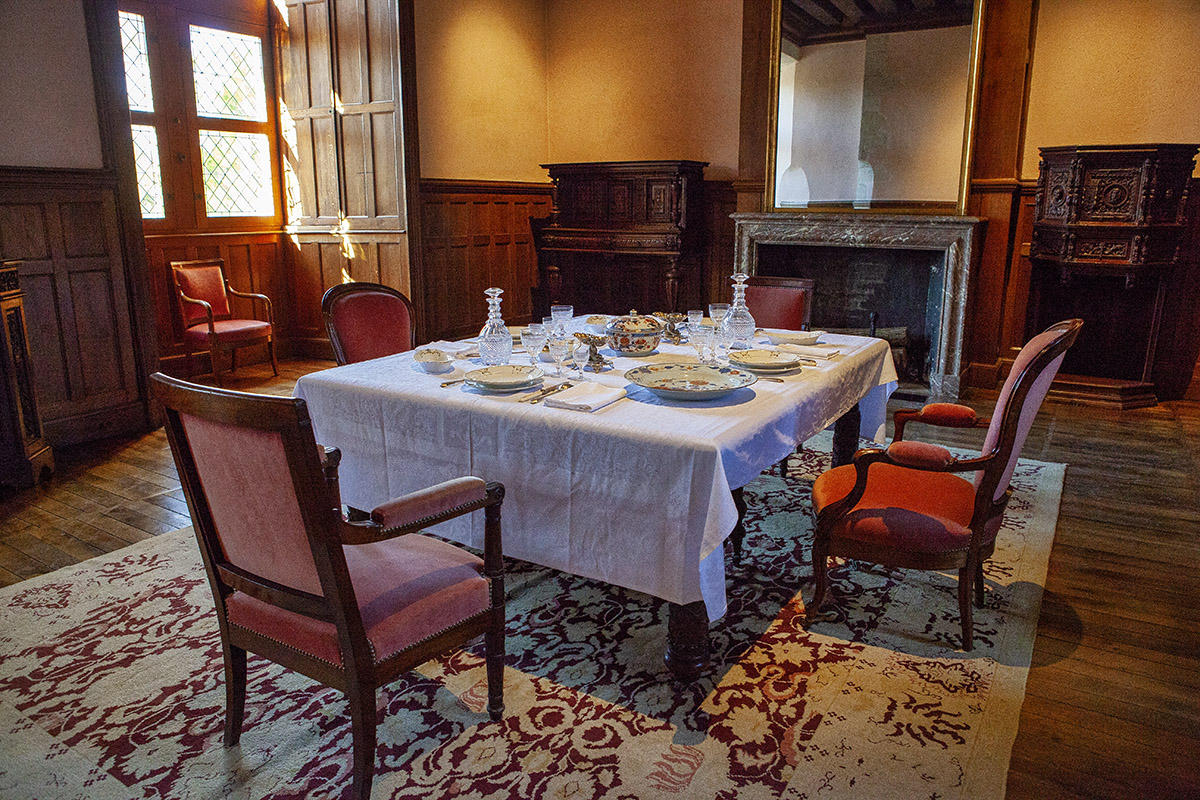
732,212,985,400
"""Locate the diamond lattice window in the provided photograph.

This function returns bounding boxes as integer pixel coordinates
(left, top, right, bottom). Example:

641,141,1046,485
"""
199,131,274,216
189,25,267,121
119,11,153,111
130,125,165,218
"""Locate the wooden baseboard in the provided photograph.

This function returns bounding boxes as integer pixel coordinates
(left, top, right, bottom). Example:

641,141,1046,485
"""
43,400,151,447
1045,372,1158,410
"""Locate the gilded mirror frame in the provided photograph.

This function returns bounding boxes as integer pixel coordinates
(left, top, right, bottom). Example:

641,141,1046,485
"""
764,0,986,215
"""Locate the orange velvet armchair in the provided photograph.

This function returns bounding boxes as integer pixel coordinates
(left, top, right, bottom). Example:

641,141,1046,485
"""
151,373,506,800
809,319,1082,649
172,258,277,385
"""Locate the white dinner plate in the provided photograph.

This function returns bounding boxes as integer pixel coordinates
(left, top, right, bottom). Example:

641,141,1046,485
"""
464,364,544,388
728,349,804,371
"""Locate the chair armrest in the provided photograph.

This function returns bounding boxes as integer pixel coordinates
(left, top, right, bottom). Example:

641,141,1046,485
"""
339,478,503,545
893,402,990,441
226,285,274,324
886,440,955,469
178,292,215,332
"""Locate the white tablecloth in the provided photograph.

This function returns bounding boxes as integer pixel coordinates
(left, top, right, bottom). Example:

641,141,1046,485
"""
294,332,897,621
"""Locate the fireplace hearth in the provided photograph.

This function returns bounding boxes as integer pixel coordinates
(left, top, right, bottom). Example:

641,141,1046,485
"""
732,212,985,401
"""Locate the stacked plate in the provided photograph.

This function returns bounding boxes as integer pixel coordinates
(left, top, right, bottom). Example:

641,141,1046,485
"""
464,364,544,393
728,348,804,374
624,362,757,401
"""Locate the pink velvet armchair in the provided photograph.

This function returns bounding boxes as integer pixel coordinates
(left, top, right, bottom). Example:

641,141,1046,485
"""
809,319,1082,649
322,281,416,365
172,258,277,385
151,373,506,800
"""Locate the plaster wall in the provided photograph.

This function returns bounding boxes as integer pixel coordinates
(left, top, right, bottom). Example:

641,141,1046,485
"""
0,0,103,169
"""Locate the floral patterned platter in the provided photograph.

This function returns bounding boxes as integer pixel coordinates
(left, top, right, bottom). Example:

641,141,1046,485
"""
728,348,804,372
624,362,757,400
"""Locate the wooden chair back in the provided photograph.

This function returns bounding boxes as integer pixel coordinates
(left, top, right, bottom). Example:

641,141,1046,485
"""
745,275,814,330
321,282,416,365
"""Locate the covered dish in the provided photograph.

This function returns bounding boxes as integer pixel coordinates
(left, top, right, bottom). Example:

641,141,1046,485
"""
604,309,664,355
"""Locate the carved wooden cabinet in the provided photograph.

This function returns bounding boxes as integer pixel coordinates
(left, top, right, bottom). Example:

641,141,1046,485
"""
1029,144,1199,407
0,261,54,488
536,160,707,314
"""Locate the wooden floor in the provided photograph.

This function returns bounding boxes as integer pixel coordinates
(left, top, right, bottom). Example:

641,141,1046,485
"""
0,358,1197,798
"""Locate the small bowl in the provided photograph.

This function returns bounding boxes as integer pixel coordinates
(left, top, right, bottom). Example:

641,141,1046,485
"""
413,348,455,373
763,330,824,346
585,314,610,334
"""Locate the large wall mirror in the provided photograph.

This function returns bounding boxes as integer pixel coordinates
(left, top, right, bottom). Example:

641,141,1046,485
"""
767,0,984,213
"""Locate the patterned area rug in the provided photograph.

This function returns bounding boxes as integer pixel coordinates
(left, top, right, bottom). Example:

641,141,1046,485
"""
0,441,1064,800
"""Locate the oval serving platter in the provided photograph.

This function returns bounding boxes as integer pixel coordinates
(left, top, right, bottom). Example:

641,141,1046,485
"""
624,362,757,401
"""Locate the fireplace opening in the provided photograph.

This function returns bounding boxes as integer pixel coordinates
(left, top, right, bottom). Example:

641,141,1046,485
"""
756,243,945,394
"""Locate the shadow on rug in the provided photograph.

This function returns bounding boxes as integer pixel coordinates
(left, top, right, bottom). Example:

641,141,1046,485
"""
0,442,1064,799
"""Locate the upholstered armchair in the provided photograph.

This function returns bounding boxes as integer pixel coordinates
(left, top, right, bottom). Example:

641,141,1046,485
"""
172,258,277,385
151,373,506,800
746,275,814,331
809,319,1082,649
322,282,416,365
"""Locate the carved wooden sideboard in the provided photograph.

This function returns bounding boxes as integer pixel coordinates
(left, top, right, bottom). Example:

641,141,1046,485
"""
0,261,54,488
535,160,707,314
1029,143,1198,407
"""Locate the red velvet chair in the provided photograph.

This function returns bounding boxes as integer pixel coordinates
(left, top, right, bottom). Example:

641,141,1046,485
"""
151,373,506,800
745,275,814,331
809,319,1082,649
322,282,416,365
172,258,277,386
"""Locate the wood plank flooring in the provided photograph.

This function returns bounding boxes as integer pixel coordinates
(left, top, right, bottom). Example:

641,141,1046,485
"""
0,358,1197,798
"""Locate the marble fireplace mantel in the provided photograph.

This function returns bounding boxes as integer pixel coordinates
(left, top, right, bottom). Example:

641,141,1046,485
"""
731,212,986,401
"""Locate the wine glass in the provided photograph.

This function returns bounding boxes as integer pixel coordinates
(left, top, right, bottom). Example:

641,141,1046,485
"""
687,309,703,339
571,339,591,378
544,315,565,339
520,324,547,368
708,303,729,326
691,325,713,364
712,320,734,366
550,304,574,332
547,334,572,378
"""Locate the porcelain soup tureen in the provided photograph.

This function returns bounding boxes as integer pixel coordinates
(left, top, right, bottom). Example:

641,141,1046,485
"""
604,310,664,355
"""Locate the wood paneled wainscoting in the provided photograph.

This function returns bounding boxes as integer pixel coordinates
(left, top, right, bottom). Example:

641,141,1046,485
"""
419,180,553,342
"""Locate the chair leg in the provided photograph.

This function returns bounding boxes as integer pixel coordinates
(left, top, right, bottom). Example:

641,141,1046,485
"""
183,344,194,379
776,456,787,477
230,347,237,373
347,685,377,800
974,561,985,608
222,643,247,747
486,608,505,722
268,336,279,376
810,539,830,616
209,340,223,387
958,565,974,651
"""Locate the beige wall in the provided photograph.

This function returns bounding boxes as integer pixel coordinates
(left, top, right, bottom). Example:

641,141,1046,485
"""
0,0,103,169
1022,0,1200,178
413,0,549,182
544,0,742,180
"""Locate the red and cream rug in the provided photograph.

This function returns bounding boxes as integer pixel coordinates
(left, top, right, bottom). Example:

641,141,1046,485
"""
0,443,1064,799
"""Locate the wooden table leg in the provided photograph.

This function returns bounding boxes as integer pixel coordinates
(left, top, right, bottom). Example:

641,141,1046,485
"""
729,486,748,562
665,601,709,681
832,402,862,467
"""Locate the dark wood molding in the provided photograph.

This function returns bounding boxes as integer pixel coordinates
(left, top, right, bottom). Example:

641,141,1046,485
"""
420,179,554,195
397,0,427,342
736,0,773,213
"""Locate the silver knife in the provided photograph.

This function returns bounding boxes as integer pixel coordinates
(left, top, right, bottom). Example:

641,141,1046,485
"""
526,382,573,404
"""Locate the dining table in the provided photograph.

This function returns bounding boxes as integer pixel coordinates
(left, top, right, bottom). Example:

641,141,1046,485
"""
293,322,898,681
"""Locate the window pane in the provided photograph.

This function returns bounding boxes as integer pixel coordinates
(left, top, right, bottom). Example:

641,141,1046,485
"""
198,130,274,216
119,11,153,112
130,125,165,218
189,25,267,121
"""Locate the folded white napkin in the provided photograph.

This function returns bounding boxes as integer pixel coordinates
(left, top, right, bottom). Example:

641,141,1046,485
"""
425,340,479,358
776,343,842,360
544,382,627,412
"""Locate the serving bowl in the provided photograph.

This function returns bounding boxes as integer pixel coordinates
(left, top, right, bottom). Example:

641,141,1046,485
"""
605,310,664,355
762,329,824,346
413,348,454,373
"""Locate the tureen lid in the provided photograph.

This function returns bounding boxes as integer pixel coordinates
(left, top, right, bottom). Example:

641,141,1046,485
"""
605,309,664,334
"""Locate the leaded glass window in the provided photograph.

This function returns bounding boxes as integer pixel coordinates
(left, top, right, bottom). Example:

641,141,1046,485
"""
130,125,165,218
189,25,267,121
198,131,274,217
119,11,153,112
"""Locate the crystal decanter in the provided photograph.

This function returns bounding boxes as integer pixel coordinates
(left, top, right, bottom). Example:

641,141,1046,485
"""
478,287,512,366
725,272,756,349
